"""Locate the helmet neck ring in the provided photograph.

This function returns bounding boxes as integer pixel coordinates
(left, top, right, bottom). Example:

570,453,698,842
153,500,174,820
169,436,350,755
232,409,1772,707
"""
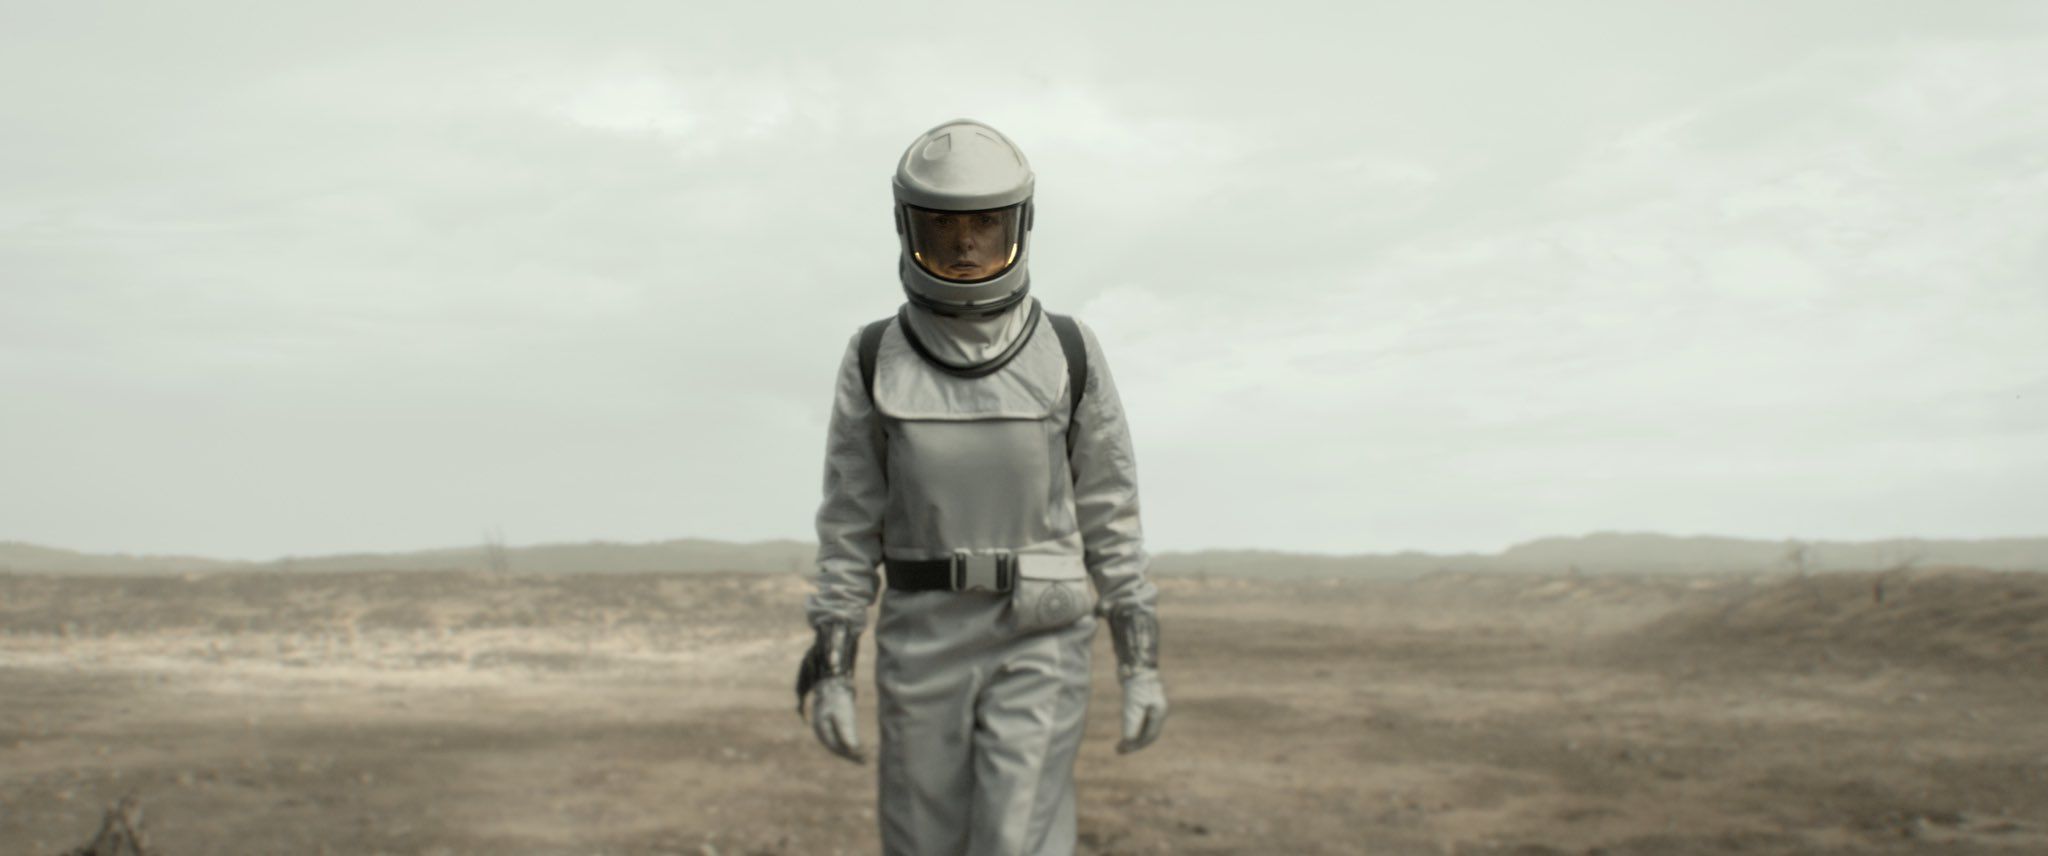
901,278,1031,320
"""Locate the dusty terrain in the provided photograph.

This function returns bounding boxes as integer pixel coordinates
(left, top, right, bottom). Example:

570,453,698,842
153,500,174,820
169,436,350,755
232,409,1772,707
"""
1,566,2044,855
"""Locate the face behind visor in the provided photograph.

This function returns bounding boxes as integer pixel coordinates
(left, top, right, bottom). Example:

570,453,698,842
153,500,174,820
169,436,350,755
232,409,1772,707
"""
904,202,1025,283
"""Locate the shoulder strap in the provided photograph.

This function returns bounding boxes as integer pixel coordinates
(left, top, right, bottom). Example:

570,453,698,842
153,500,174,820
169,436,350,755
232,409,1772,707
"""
858,317,892,403
1046,313,1087,458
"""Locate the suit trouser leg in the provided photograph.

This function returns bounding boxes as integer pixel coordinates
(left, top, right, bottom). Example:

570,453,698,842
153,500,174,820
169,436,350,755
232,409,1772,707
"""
876,589,985,856
968,612,1095,856
875,589,1096,856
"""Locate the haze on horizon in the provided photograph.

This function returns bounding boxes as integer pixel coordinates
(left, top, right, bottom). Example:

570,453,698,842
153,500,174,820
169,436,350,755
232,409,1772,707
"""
4,2,2046,563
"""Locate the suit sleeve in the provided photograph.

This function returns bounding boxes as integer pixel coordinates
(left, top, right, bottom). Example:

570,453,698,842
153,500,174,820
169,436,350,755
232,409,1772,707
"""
1069,320,1160,618
803,329,889,629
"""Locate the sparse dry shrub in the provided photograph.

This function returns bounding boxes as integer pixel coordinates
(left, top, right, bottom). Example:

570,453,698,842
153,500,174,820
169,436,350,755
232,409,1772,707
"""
57,791,151,856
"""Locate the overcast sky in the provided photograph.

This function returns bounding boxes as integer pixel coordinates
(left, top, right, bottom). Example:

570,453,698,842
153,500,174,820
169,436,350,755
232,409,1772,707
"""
4,2,2045,560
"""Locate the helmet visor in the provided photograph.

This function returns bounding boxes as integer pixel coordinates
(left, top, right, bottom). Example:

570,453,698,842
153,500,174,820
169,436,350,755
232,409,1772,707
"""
904,203,1024,283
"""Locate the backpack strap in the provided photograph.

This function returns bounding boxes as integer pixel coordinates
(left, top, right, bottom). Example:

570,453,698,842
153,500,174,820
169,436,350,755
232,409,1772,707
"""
857,316,892,403
1045,313,1088,461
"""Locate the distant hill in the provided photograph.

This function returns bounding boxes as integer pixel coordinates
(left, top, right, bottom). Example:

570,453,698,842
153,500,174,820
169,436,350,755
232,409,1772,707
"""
0,538,816,578
1627,566,2048,669
0,541,237,576
1489,532,2048,576
3,532,2043,579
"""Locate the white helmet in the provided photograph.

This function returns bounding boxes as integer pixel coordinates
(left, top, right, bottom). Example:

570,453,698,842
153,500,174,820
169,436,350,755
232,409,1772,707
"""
892,118,1035,318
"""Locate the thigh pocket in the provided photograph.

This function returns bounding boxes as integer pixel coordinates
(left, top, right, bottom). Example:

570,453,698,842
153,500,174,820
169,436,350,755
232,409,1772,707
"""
1009,554,1095,633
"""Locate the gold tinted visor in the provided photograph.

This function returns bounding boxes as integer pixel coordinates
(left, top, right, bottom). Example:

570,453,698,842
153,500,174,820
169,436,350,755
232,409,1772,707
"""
904,203,1024,283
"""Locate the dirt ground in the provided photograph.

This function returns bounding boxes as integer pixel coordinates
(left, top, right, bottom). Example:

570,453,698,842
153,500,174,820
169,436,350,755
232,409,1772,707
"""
1,567,2044,855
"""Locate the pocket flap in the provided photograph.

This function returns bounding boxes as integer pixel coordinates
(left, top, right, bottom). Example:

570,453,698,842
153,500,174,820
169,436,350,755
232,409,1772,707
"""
1017,553,1088,581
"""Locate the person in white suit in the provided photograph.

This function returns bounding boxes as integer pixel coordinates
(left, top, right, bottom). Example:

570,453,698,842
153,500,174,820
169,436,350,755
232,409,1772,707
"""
795,117,1167,855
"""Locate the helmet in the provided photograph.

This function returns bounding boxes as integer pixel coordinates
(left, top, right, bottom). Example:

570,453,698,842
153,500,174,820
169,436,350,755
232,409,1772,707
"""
892,119,1035,318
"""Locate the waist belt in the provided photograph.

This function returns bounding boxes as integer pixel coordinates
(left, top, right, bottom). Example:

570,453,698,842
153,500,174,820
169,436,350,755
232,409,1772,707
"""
886,551,1016,593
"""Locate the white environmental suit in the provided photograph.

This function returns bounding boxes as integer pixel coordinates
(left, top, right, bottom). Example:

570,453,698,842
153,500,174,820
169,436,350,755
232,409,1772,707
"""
798,118,1166,856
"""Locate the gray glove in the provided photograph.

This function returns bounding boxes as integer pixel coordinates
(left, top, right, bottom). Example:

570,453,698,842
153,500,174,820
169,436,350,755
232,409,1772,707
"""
808,676,865,764
795,618,865,764
1116,667,1168,754
1108,604,1167,754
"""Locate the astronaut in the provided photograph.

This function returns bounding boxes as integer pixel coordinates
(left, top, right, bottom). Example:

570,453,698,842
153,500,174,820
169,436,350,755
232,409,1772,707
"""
795,118,1167,855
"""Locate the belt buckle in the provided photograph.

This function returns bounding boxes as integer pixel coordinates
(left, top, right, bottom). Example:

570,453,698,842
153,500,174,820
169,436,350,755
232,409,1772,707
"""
951,550,1014,593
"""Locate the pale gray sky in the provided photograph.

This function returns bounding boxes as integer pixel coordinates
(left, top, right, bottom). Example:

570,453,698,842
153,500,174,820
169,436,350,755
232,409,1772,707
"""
4,1,2045,560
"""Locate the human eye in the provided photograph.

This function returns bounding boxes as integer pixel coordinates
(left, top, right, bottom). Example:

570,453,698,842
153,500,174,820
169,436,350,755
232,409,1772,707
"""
975,214,997,226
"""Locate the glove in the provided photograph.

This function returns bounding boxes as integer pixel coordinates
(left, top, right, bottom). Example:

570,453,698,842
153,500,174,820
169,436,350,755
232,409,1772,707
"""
1116,667,1168,754
795,618,864,764
808,676,866,764
1107,603,1166,754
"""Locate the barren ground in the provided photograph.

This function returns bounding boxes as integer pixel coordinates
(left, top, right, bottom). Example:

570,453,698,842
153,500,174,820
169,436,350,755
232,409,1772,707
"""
2,567,2044,855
